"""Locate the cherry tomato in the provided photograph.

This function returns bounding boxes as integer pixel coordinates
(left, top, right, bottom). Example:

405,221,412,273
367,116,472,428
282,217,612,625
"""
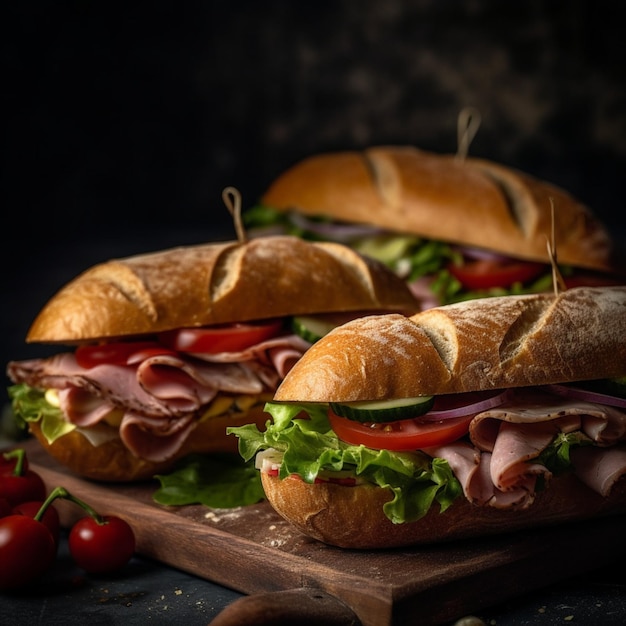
1,449,28,474
448,258,546,290
159,319,284,354
0,467,46,506
0,497,11,518
0,515,56,589
12,500,61,547
69,515,136,574
75,341,175,369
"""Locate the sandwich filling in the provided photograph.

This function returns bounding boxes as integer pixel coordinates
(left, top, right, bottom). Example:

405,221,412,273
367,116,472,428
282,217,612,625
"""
7,318,311,463
244,206,619,309
229,382,626,524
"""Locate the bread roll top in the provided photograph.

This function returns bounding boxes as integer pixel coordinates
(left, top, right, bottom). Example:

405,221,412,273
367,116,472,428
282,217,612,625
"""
261,146,617,273
27,235,418,344
274,286,626,401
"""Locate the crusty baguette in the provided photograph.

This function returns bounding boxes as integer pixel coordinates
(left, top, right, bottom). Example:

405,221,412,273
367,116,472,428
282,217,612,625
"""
261,146,617,273
264,286,626,548
17,235,418,482
27,235,418,344
28,401,271,482
261,471,626,549
275,286,626,402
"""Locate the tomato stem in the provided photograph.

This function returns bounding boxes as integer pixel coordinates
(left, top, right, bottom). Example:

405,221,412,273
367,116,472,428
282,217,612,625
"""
3,448,26,476
35,486,106,524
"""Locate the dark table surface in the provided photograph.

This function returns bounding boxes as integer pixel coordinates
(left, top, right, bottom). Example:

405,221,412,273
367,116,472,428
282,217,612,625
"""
1,526,625,626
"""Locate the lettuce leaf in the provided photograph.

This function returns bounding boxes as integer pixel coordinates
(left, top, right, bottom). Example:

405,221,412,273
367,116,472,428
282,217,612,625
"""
536,430,592,477
242,204,561,304
153,453,265,507
8,384,74,442
228,402,463,524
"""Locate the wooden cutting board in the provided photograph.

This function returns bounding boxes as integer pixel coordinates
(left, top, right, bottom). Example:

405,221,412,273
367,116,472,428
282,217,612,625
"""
17,440,626,626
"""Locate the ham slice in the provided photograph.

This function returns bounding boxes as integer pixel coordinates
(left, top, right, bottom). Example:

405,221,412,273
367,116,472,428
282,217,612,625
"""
7,332,311,462
424,443,540,509
570,445,626,496
58,386,120,427
119,412,198,463
427,388,626,510
489,420,556,491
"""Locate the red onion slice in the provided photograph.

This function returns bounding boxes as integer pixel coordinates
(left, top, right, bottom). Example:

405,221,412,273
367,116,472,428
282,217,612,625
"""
544,384,626,409
289,213,385,241
419,390,509,421
451,245,514,263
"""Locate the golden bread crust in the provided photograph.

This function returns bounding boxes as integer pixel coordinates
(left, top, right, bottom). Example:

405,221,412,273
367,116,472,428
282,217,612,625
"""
26,236,417,343
261,147,617,273
274,286,626,401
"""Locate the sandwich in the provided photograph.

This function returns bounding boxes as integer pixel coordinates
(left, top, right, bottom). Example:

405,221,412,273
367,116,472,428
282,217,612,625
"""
229,286,626,548
245,146,623,308
6,233,417,482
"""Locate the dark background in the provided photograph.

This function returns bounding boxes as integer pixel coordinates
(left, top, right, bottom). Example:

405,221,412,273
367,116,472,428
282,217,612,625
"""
2,0,625,370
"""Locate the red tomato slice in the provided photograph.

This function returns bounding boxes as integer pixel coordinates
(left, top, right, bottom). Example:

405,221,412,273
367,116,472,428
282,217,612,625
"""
328,409,473,451
158,319,284,354
448,258,546,290
75,342,174,369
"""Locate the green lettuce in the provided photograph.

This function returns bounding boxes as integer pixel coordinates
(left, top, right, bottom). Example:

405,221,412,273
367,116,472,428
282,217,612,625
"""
153,453,265,507
8,384,73,442
537,431,592,477
243,204,560,305
8,383,265,508
228,402,463,524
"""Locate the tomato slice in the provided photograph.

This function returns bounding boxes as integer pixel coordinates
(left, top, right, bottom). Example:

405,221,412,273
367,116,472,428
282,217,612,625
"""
328,409,473,451
448,258,546,290
75,342,174,368
158,319,284,354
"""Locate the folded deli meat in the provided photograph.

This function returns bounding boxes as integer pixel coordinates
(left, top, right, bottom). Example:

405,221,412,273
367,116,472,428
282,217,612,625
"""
8,333,310,462
427,388,626,509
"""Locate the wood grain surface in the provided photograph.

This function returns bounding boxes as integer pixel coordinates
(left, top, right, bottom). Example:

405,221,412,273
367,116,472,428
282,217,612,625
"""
16,440,626,626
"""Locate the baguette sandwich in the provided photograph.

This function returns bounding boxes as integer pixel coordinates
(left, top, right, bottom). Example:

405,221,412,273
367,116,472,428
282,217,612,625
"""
229,286,626,548
247,146,623,308
6,234,417,482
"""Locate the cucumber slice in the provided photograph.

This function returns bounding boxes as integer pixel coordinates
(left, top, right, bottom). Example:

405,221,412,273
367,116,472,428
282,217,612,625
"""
330,396,435,423
291,315,343,343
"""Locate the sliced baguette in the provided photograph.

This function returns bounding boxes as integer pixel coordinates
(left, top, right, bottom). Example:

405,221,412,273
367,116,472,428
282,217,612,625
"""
275,286,626,401
26,235,418,344
261,147,618,273
265,286,626,549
